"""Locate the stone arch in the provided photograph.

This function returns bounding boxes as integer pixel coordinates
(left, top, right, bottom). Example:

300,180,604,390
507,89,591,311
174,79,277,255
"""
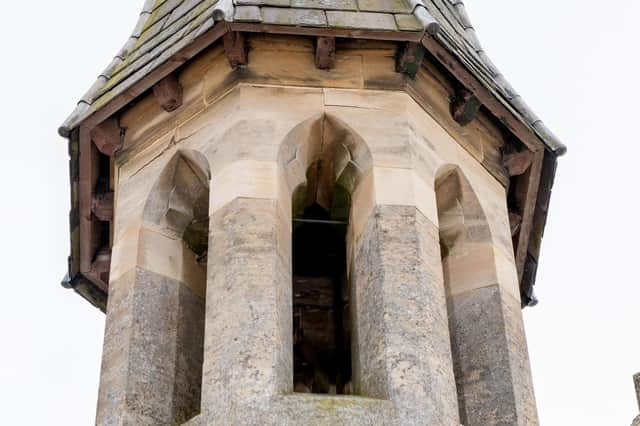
278,114,375,264
143,149,211,239
278,113,373,201
135,149,210,424
435,165,495,294
277,114,375,396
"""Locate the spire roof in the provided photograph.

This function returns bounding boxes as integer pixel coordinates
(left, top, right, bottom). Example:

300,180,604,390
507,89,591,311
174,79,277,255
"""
59,0,565,155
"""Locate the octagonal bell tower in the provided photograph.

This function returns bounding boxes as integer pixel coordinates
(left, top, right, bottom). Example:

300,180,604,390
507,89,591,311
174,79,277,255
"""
59,1,564,425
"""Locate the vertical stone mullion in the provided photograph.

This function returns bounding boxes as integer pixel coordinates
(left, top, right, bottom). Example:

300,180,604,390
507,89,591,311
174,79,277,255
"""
201,198,291,424
352,204,460,425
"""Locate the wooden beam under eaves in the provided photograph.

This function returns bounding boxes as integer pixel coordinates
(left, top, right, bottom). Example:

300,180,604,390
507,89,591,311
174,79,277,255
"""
90,117,122,156
92,191,114,222
504,149,535,177
224,31,248,68
315,37,336,70
422,35,544,153
450,88,481,126
396,42,426,78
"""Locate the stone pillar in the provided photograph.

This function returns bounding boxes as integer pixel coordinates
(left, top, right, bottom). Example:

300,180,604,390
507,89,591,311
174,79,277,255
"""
351,204,460,425
444,240,539,426
201,197,291,424
447,279,538,425
435,167,538,425
96,227,205,425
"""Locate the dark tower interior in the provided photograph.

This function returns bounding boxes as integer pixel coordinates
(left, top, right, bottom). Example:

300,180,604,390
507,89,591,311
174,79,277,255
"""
292,161,353,395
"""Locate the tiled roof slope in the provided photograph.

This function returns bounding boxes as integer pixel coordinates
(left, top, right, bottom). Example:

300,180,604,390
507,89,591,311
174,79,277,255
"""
59,0,566,155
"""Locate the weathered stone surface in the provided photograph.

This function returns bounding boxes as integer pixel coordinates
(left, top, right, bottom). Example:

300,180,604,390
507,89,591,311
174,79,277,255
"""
96,48,541,424
97,267,204,425
271,395,396,424
352,205,460,425
447,285,538,425
201,198,292,423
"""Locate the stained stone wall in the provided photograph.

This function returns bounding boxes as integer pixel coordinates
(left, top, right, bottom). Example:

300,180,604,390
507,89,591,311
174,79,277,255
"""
99,35,538,425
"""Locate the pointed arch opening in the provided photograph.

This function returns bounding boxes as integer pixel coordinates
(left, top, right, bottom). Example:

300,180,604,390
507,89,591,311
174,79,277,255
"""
140,149,210,424
281,114,372,396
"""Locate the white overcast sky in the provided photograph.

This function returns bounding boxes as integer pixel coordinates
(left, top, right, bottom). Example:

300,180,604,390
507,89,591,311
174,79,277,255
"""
0,1,638,425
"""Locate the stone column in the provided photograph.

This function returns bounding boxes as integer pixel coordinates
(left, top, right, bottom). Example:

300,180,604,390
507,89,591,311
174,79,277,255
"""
351,204,460,425
436,167,539,425
96,227,205,425
201,197,291,424
447,276,538,425
443,240,539,424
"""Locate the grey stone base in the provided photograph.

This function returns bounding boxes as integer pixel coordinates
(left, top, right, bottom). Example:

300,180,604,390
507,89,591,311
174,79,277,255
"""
352,205,460,425
448,285,538,425
97,267,204,425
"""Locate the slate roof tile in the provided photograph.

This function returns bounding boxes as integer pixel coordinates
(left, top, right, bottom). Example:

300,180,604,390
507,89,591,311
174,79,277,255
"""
234,5,262,21
236,0,291,7
358,0,411,14
326,11,396,30
394,13,422,31
291,0,357,10
261,7,327,26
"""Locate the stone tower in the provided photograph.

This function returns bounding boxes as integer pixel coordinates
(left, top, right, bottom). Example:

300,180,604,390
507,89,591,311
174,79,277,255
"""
59,1,565,425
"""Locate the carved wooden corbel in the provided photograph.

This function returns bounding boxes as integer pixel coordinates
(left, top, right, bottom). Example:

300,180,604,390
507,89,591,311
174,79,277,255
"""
450,88,481,126
153,74,183,112
89,248,112,288
90,117,122,156
396,42,425,78
315,37,336,70
504,149,535,177
92,191,114,222
224,31,248,68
